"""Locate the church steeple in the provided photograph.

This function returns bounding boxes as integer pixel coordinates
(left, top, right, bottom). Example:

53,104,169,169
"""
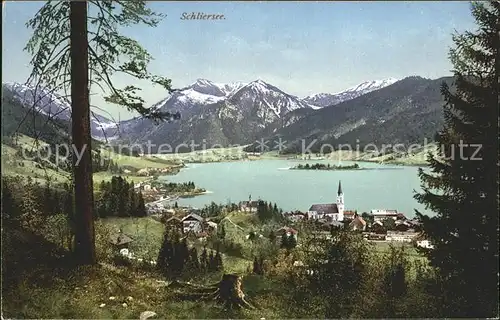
336,180,345,221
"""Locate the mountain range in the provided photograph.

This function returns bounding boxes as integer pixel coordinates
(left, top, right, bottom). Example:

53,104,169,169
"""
2,76,449,153
302,78,399,107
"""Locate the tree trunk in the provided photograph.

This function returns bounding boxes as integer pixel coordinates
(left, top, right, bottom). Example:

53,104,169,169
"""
176,274,254,309
70,0,96,265
215,274,253,309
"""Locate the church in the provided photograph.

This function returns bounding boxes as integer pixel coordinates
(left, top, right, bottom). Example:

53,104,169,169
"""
307,181,345,222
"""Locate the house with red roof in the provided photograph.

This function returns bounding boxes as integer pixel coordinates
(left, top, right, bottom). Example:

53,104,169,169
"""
275,226,298,238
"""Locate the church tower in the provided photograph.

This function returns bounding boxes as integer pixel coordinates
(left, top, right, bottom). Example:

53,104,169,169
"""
336,180,345,221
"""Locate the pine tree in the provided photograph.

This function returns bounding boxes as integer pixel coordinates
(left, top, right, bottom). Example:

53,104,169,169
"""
259,256,265,275
1,180,20,224
157,231,175,277
25,0,179,265
280,234,290,249
136,192,146,217
253,256,261,275
117,177,128,217
43,181,53,215
172,236,189,277
129,183,138,217
208,251,216,272
288,234,297,249
257,200,270,222
268,230,276,243
414,3,499,317
99,180,107,193
381,247,408,317
214,250,223,271
218,223,226,240
200,247,209,272
186,247,200,272
19,182,43,231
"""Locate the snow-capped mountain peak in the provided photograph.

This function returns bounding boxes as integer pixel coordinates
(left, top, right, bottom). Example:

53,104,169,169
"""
337,77,398,95
229,79,317,118
303,77,399,108
2,82,117,138
3,82,72,120
187,78,226,97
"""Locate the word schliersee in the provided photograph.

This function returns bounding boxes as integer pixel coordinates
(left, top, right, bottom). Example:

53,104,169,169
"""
180,12,226,20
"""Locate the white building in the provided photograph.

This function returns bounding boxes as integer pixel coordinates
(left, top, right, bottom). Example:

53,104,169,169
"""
416,239,435,249
386,231,418,242
239,195,259,213
370,209,405,221
181,213,204,234
307,181,345,221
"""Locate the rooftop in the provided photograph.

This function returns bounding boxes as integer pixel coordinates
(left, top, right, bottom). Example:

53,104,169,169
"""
182,213,204,222
371,209,399,215
309,203,339,214
109,233,134,246
240,200,259,207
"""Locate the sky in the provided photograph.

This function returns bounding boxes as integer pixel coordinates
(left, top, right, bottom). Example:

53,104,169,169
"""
2,1,476,120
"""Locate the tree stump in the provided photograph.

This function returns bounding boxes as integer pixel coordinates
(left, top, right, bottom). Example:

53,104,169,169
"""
177,274,254,309
214,274,253,309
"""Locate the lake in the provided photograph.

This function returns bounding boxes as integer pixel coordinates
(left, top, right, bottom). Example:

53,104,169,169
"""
160,160,431,217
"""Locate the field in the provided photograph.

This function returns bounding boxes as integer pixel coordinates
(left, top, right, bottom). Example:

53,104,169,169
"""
1,134,182,186
100,147,182,169
99,216,252,275
155,146,260,163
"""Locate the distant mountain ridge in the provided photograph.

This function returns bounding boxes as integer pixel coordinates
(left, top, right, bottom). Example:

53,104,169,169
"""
303,78,399,108
2,82,117,139
248,76,452,153
2,76,449,154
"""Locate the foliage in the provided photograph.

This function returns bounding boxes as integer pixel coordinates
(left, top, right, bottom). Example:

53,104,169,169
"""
306,230,372,318
96,176,146,218
257,200,284,222
24,0,178,121
160,181,201,193
382,217,396,230
157,231,223,279
361,212,374,224
199,201,239,218
292,163,360,170
280,234,297,250
414,2,499,317
92,151,123,174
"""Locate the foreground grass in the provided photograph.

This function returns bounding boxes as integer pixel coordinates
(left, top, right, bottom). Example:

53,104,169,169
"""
3,262,292,319
3,216,433,319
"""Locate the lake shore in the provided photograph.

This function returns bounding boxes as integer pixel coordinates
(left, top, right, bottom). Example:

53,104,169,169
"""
162,158,428,216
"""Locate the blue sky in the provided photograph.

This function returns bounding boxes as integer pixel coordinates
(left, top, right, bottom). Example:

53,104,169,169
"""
2,1,476,120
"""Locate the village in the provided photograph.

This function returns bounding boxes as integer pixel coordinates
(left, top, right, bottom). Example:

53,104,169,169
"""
111,179,434,263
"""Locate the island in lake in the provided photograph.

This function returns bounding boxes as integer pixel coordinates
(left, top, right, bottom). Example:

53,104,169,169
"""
290,163,362,170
